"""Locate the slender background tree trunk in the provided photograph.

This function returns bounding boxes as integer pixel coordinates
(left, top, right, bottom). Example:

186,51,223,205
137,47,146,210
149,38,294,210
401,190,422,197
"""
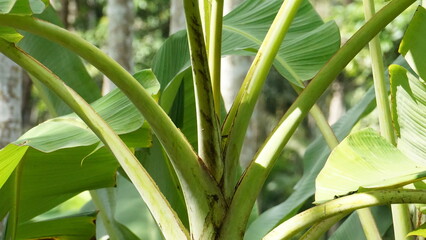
0,54,23,148
0,53,23,237
170,0,186,34
327,80,345,125
60,0,70,28
102,0,134,95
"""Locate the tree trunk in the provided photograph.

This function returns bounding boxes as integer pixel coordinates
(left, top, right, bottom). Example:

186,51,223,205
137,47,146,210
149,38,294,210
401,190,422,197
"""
0,53,23,236
60,0,70,28
170,0,186,34
102,0,134,95
0,54,23,148
327,81,345,125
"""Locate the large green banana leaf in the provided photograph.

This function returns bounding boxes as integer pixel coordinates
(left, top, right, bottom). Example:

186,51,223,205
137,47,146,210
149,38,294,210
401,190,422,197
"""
222,0,339,85
14,70,157,152
0,70,157,226
167,70,198,149
315,7,426,202
315,128,426,202
0,146,118,221
394,6,426,165
390,64,426,165
136,137,189,226
16,212,96,240
399,7,426,81
400,9,426,236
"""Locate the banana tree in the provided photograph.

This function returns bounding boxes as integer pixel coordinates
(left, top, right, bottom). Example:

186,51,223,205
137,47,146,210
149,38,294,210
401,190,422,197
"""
0,0,425,239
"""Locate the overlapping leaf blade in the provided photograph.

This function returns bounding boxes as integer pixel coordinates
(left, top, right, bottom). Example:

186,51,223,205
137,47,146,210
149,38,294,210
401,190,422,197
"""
394,6,426,165
14,70,156,152
16,212,96,240
152,30,190,93
136,136,189,225
222,0,340,84
0,146,118,221
166,71,197,148
0,70,158,222
315,128,426,202
0,145,27,189
390,64,426,165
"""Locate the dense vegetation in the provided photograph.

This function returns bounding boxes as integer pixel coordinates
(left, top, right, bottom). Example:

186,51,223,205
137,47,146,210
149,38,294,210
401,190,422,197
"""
0,0,425,239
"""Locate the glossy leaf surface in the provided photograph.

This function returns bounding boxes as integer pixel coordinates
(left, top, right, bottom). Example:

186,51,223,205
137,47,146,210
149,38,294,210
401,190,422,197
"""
315,128,426,202
0,144,27,189
222,0,340,85
393,7,426,165
0,146,118,221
